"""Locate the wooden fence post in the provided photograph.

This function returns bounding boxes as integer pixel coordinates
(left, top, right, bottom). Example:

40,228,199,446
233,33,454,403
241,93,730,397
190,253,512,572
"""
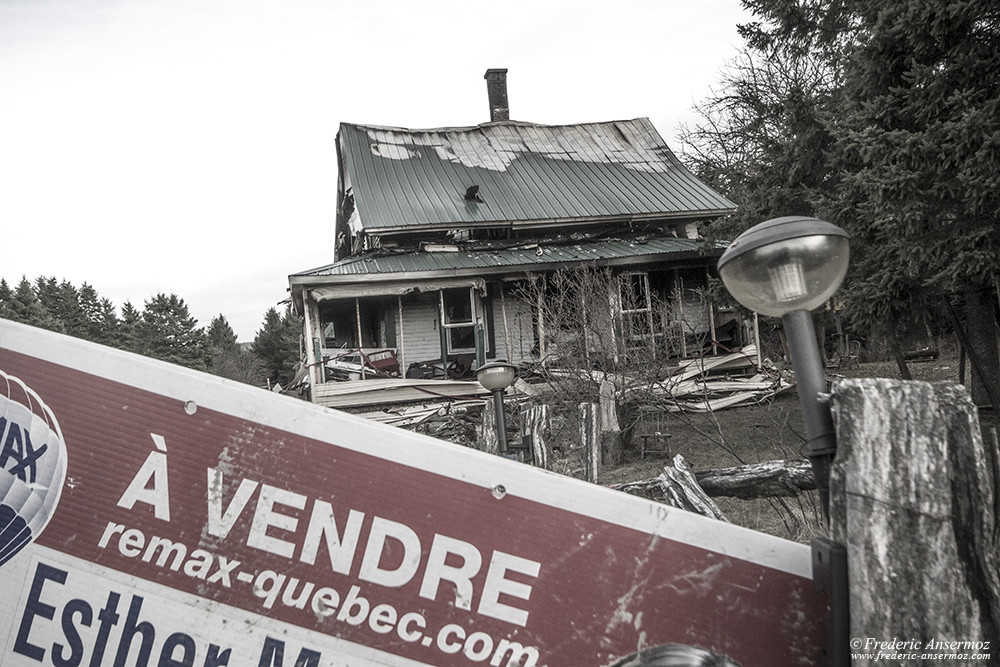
599,379,623,465
830,379,999,664
580,402,600,482
478,399,500,455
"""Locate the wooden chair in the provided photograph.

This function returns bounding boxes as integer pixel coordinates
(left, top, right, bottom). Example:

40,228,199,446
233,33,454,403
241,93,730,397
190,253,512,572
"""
636,407,672,459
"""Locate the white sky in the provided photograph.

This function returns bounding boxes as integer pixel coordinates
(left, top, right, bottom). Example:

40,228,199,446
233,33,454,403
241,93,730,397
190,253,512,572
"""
0,0,751,342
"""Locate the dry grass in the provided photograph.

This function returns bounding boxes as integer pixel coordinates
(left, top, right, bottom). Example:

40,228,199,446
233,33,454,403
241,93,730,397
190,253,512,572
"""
598,353,990,543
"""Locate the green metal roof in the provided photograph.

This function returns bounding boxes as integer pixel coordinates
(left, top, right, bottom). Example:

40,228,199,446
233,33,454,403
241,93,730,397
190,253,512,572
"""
339,118,736,233
291,236,720,283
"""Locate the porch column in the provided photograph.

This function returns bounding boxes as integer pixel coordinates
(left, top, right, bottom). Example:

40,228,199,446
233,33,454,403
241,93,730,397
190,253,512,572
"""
474,287,486,369
301,290,324,392
397,295,405,377
355,298,365,380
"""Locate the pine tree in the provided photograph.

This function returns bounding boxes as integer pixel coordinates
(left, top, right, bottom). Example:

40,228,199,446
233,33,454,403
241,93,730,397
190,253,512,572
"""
253,306,300,388
77,283,120,346
206,314,239,351
690,0,1000,404
133,293,208,371
0,279,15,321
8,277,62,331
119,301,141,352
34,277,85,336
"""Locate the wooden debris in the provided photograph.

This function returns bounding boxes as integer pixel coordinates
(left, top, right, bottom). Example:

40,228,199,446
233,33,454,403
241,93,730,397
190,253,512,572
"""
695,459,815,498
614,458,816,500
635,455,728,521
313,378,488,409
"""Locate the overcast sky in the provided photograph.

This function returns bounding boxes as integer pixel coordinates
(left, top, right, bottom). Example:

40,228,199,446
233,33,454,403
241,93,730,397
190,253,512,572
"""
0,0,751,341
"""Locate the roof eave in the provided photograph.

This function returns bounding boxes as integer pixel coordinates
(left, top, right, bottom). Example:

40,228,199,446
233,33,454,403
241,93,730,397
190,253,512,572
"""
356,208,737,235
289,246,722,289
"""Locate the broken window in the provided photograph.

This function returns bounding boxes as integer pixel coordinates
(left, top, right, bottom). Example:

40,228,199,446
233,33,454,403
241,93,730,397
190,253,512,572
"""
319,300,383,350
617,272,654,346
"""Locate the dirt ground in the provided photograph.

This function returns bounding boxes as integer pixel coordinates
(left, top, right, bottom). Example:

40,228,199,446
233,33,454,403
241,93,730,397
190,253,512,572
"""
597,353,995,543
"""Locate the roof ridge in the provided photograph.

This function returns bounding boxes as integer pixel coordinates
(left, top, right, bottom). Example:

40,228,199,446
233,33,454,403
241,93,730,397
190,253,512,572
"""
340,117,653,135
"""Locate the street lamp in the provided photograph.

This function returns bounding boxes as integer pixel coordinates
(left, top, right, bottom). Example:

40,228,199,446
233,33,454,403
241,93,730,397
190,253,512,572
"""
475,361,517,454
717,216,850,518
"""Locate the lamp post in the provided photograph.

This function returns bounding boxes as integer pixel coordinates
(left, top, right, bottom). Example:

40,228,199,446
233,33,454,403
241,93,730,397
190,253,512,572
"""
717,216,850,519
475,361,517,454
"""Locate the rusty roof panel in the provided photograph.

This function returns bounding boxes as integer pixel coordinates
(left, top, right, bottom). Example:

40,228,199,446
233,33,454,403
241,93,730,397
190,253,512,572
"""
338,118,736,232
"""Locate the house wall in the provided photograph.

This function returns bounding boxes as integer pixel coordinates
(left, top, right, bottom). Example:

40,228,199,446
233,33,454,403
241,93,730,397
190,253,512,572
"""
398,292,444,367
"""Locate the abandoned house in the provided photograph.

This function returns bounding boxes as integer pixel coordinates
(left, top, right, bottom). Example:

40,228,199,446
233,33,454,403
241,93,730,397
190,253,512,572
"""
289,69,743,403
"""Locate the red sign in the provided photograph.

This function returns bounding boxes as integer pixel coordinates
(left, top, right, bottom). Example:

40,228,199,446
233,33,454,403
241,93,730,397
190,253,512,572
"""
0,320,827,666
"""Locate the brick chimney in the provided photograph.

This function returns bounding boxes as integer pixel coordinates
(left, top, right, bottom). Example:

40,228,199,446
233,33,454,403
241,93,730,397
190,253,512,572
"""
484,68,509,122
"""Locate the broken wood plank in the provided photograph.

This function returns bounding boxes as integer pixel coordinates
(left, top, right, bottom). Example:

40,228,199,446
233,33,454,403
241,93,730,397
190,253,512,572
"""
313,379,488,408
657,455,728,521
670,345,757,383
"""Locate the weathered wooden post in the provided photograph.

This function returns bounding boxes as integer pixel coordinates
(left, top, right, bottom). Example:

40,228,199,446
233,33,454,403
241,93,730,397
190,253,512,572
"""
580,402,600,482
830,379,999,665
520,402,550,468
478,399,500,455
599,379,624,465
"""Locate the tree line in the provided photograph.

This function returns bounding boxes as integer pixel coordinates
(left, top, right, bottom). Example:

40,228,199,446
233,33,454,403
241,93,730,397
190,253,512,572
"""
679,0,1000,406
0,276,301,390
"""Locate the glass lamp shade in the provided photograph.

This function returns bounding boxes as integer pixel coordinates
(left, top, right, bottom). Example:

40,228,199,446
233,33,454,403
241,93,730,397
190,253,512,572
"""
475,362,517,391
718,217,850,318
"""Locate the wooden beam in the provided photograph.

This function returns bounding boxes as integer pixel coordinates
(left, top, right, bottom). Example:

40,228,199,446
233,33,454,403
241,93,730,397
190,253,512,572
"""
355,297,365,380
397,295,405,376
301,290,323,393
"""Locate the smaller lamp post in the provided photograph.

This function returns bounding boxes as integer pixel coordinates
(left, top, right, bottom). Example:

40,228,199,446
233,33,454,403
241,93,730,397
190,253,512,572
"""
717,216,850,519
475,361,517,454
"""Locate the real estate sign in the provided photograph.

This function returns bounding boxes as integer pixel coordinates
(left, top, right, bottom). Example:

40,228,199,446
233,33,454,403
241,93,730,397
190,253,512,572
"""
0,319,826,666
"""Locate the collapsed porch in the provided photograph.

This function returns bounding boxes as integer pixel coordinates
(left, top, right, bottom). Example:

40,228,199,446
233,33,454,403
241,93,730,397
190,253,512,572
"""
290,235,759,407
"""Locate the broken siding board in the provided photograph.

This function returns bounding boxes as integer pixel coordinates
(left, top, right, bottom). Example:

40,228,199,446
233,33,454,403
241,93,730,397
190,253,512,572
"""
313,378,487,408
670,391,761,413
671,345,757,383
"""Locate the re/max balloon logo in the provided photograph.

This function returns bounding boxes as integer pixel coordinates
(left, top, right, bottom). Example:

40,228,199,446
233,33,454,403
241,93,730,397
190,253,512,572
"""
0,369,67,567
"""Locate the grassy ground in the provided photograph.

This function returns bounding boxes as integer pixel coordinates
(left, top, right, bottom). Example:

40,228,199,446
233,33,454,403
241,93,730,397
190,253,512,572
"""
597,352,993,543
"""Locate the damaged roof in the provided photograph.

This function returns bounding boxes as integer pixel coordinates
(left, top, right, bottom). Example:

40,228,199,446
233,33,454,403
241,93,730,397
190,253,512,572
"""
338,118,736,233
291,235,721,283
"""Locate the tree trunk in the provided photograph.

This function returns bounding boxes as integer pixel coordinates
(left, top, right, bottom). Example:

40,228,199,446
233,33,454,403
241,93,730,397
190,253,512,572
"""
614,458,816,500
964,286,1000,408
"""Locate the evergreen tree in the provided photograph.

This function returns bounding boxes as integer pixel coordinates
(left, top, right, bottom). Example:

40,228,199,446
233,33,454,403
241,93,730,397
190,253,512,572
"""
77,283,120,346
253,306,300,388
205,314,266,385
119,301,141,352
687,0,1000,404
826,0,1000,404
133,293,208,371
34,277,85,336
0,279,15,320
8,277,62,331
206,314,239,351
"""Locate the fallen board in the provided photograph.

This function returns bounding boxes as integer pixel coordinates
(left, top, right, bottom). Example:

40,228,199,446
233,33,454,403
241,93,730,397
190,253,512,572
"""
0,320,827,666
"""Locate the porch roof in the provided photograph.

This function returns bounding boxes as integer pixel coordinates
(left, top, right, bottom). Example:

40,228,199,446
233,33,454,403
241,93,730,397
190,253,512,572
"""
290,235,721,286
339,118,737,233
